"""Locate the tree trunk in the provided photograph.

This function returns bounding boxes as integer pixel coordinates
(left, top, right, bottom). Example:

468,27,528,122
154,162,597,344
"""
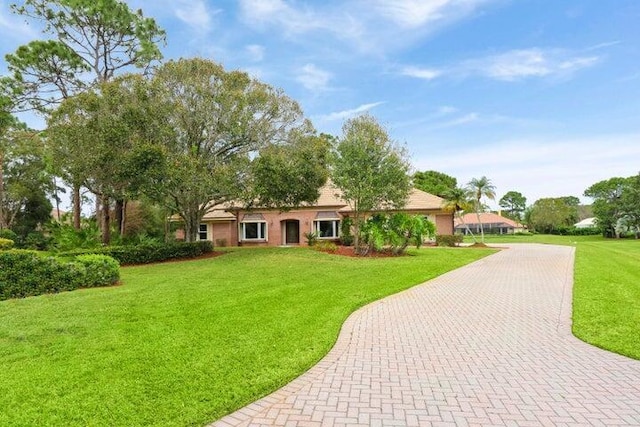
476,209,485,243
458,212,477,243
73,184,81,230
0,151,5,229
183,209,199,243
101,194,111,245
115,199,124,236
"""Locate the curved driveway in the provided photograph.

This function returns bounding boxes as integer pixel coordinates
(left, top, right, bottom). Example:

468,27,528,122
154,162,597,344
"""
214,244,640,426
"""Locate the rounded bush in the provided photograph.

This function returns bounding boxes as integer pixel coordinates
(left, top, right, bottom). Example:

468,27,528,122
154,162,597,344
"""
75,254,120,287
0,238,15,250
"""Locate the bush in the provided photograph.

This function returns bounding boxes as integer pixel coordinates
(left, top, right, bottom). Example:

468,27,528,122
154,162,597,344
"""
75,255,120,287
0,238,14,250
304,231,318,247
60,241,214,265
340,217,354,246
0,250,120,300
548,226,601,236
313,240,338,253
0,229,17,241
436,234,463,247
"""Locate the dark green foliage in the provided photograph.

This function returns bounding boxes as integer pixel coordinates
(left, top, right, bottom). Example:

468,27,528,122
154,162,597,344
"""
0,229,18,241
435,234,463,247
499,191,527,221
0,250,120,300
61,241,213,265
75,254,120,287
360,213,435,255
48,219,102,251
547,226,602,236
340,217,354,246
412,170,457,198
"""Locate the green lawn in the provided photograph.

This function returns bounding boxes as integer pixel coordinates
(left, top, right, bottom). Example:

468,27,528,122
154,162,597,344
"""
469,233,640,359
0,246,493,427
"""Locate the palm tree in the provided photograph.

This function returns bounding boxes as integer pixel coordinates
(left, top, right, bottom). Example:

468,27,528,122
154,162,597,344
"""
466,176,496,244
442,186,477,243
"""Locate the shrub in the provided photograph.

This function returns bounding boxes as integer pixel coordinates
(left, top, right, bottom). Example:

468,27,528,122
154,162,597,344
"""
0,238,14,250
75,255,120,287
359,213,435,255
339,217,354,246
313,240,338,253
436,234,463,247
60,241,214,265
0,250,120,300
304,231,318,247
0,229,17,241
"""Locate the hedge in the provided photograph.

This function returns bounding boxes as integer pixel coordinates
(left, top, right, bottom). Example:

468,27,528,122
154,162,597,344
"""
0,251,120,301
435,234,463,247
59,241,214,265
0,238,14,250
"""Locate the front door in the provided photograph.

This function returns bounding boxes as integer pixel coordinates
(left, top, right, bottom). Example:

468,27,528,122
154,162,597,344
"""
285,220,300,244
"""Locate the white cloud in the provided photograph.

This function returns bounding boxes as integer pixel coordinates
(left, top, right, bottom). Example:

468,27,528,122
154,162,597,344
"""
296,63,332,91
414,133,640,206
174,0,219,33
472,49,599,81
320,102,385,121
245,44,265,62
402,47,601,82
238,0,498,55
373,0,492,29
401,66,442,80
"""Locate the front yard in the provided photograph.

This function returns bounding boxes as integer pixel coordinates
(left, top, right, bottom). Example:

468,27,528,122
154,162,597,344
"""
0,246,492,426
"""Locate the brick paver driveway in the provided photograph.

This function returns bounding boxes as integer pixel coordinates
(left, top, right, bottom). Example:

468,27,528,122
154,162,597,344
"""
214,244,640,426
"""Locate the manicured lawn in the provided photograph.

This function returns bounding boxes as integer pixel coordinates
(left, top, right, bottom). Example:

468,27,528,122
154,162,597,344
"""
0,246,493,427
470,234,640,360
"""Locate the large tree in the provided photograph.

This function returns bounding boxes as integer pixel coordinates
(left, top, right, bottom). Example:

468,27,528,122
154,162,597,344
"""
528,197,579,233
412,170,457,198
0,126,52,232
466,176,496,244
47,75,166,244
584,177,627,237
331,114,411,253
6,0,165,229
499,190,526,221
442,186,476,242
620,173,640,238
151,58,324,242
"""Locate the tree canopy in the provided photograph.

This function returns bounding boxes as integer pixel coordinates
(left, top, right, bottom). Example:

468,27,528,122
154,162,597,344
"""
466,176,496,243
528,197,579,233
412,170,457,198
150,58,326,242
499,191,527,221
331,114,411,252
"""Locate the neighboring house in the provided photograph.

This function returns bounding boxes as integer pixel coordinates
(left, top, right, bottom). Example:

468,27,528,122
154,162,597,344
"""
175,181,454,247
574,217,597,228
454,212,525,235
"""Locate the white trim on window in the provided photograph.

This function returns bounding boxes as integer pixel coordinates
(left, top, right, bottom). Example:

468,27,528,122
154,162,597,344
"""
314,219,340,239
198,223,208,241
241,221,268,241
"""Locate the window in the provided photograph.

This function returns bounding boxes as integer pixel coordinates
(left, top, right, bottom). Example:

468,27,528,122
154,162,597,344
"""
198,223,208,241
314,220,340,239
242,222,267,240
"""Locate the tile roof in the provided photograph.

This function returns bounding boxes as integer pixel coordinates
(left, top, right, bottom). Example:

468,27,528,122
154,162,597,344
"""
454,212,524,228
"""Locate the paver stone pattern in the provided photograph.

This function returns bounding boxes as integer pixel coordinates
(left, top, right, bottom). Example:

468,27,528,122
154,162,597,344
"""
213,244,640,426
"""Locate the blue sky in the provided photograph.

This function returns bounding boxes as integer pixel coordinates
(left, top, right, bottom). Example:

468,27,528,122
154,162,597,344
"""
1,0,639,208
